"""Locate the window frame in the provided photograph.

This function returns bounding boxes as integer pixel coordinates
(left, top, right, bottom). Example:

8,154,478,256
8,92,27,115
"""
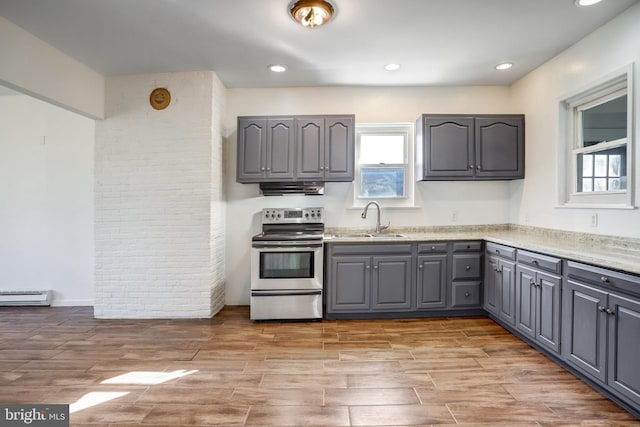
354,123,415,208
559,65,635,209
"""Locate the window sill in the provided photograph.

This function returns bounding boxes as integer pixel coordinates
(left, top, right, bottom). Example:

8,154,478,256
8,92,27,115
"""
555,203,636,210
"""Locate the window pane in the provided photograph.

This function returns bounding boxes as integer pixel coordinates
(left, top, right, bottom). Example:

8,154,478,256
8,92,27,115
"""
594,155,607,177
582,178,593,192
594,178,607,192
609,178,621,191
582,154,593,177
360,135,405,164
609,154,621,177
582,95,627,147
360,167,404,197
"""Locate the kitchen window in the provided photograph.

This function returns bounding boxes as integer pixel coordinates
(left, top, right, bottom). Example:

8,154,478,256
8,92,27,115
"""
560,66,634,208
355,123,414,207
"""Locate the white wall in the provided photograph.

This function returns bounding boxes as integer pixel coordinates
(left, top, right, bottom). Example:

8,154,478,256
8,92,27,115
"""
509,2,640,237
0,16,104,119
224,86,515,305
0,94,95,305
94,71,226,318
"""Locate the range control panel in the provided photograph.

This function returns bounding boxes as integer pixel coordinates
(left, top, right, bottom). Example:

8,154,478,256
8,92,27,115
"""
262,207,324,224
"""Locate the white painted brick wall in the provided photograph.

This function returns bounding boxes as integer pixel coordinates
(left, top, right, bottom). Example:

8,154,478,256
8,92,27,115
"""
94,71,226,318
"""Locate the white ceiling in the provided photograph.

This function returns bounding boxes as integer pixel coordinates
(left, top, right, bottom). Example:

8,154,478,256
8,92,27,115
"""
0,0,638,88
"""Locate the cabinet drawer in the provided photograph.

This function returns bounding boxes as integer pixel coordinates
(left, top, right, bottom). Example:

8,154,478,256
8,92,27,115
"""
417,242,448,253
330,243,413,256
451,282,482,307
567,261,640,297
485,242,516,260
452,254,482,280
453,241,483,252
517,250,562,274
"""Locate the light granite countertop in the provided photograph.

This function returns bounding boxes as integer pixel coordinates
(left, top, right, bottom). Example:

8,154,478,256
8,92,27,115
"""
324,224,640,276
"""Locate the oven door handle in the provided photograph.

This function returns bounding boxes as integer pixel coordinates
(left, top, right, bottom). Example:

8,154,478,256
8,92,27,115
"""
251,241,323,249
252,290,322,297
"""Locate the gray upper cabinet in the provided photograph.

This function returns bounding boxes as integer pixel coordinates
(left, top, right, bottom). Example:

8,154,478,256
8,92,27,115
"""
237,115,354,183
416,114,524,181
237,117,295,182
296,116,355,181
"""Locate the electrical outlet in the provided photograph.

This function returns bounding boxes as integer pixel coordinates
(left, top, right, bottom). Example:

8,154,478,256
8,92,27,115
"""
591,213,598,228
451,210,458,222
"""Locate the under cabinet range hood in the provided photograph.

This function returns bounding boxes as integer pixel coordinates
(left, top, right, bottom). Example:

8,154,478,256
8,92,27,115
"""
259,182,324,196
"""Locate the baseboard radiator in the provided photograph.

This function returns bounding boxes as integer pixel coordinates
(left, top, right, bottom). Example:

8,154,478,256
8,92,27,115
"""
0,291,52,306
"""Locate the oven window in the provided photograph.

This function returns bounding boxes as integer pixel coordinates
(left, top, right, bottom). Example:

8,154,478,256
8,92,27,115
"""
260,252,314,279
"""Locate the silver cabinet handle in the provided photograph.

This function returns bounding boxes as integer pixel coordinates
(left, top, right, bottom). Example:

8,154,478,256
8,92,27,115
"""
464,292,470,297
465,265,471,270
601,276,609,283
598,305,607,312
418,265,423,269
606,308,615,316
373,265,378,269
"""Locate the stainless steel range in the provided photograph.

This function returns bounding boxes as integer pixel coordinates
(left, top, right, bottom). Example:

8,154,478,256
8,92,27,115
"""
250,207,324,320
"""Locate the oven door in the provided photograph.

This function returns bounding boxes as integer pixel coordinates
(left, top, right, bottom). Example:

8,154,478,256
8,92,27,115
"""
251,241,323,291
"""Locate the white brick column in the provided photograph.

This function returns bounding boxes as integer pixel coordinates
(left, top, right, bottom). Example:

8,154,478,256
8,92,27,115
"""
94,71,225,318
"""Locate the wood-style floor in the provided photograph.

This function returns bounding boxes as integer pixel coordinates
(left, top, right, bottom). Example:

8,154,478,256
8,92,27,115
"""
0,306,638,426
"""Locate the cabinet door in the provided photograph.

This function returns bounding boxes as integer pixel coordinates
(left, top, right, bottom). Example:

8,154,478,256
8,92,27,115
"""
475,116,524,179
329,255,371,311
416,254,447,309
536,271,561,353
515,265,537,340
296,118,325,180
324,117,354,181
237,118,267,182
484,255,500,315
265,119,295,180
498,260,516,325
563,280,608,383
372,255,412,311
607,293,640,404
424,116,474,178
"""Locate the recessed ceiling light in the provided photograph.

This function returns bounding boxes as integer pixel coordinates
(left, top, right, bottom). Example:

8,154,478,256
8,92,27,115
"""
495,62,513,71
385,63,401,71
269,64,287,73
575,0,603,6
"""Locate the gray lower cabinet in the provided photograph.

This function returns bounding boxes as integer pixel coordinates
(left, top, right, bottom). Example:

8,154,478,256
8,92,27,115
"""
327,244,413,314
237,115,354,183
326,241,483,318
484,243,516,324
416,114,524,181
515,251,562,354
563,262,640,409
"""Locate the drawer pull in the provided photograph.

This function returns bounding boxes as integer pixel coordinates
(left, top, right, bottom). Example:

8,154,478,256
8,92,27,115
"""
606,308,615,316
496,249,501,254
598,305,607,312
600,276,609,283
431,246,436,250
532,260,538,265
465,265,471,270
464,292,470,297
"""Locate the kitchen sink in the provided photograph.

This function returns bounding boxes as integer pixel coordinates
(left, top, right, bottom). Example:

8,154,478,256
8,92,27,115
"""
333,233,407,239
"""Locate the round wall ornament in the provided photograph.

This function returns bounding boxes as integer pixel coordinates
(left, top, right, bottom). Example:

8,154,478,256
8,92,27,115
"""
149,88,171,110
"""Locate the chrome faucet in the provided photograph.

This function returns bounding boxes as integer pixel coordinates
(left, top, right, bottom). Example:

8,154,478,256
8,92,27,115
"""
361,201,390,234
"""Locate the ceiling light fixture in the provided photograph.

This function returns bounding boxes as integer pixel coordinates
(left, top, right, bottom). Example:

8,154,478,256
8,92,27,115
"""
495,62,513,71
385,63,401,71
269,64,287,73
289,0,335,28
574,0,603,6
